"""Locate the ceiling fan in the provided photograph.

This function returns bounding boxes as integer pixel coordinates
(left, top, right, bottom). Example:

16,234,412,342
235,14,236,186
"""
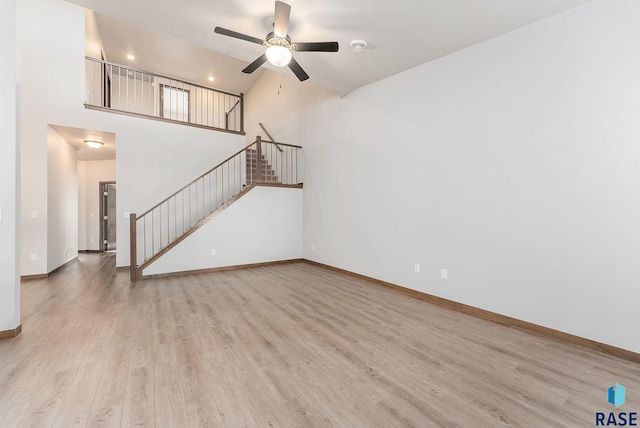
214,1,339,81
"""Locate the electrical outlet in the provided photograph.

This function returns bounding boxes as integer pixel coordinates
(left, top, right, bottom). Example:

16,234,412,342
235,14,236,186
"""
414,264,420,274
90,237,94,242
30,210,38,219
441,269,448,280
211,249,217,256
30,253,37,261
312,244,316,251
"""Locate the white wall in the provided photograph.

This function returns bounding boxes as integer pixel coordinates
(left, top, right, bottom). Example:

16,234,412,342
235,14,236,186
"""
143,186,303,276
114,116,244,267
85,9,105,59
246,0,640,353
47,127,79,272
78,160,116,251
85,9,106,107
19,0,245,274
19,0,82,275
0,0,20,332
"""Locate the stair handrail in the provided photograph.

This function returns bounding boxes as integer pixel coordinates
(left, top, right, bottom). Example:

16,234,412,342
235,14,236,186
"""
259,123,284,152
138,139,257,219
130,136,302,281
225,94,244,131
137,136,303,219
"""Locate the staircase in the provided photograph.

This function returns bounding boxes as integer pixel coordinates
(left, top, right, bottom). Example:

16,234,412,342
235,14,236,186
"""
129,136,302,280
246,148,279,182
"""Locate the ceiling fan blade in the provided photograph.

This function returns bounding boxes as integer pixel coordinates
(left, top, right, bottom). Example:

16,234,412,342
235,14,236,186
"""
293,42,339,52
273,1,291,38
288,57,309,81
242,54,268,74
214,27,265,45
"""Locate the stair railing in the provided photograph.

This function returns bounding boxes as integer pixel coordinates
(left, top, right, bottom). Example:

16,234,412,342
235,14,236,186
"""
259,123,283,152
129,136,302,280
85,56,244,133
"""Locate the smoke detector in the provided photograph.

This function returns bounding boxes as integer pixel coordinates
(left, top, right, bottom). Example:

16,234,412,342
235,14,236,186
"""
350,40,367,52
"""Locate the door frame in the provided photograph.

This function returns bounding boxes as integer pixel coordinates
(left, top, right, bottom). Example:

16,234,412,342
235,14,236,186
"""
98,181,116,252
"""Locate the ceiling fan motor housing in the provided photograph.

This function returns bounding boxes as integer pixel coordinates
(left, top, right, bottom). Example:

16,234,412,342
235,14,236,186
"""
266,32,292,49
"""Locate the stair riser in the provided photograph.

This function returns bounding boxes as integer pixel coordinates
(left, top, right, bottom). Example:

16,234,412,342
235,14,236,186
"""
246,168,272,173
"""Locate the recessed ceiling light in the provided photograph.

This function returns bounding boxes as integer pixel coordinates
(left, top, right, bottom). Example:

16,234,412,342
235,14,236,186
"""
84,140,104,149
126,54,135,60
208,76,215,82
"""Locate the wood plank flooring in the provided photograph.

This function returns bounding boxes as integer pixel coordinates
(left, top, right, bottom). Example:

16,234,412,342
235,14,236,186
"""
1,253,638,427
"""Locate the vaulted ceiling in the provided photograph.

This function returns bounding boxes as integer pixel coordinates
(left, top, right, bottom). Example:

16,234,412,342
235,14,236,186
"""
69,0,594,95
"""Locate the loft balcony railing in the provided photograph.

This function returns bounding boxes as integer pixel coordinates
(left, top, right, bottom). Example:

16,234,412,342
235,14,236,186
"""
85,56,244,134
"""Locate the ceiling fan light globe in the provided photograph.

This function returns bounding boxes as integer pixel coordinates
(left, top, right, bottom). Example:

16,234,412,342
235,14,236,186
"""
266,45,292,67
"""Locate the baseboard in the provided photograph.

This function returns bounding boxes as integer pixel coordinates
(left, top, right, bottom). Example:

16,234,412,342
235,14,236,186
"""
142,258,305,280
48,257,78,276
0,325,22,339
21,257,78,281
79,250,102,253
20,273,48,281
302,259,640,364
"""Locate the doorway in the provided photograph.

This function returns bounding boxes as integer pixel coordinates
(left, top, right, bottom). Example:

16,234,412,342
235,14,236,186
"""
99,181,117,251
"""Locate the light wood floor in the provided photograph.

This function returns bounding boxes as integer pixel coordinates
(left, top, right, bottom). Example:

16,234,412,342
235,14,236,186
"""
1,253,638,427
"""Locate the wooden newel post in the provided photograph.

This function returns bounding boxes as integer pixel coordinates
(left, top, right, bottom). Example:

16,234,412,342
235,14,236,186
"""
256,135,263,182
129,213,138,282
239,93,244,133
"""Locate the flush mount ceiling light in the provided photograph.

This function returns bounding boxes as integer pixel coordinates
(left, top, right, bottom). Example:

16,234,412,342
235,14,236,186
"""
126,54,135,60
350,40,367,52
84,140,104,149
208,76,215,81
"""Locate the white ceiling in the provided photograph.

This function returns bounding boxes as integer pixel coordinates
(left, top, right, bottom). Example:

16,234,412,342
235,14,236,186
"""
51,125,116,161
69,0,594,95
94,13,265,94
